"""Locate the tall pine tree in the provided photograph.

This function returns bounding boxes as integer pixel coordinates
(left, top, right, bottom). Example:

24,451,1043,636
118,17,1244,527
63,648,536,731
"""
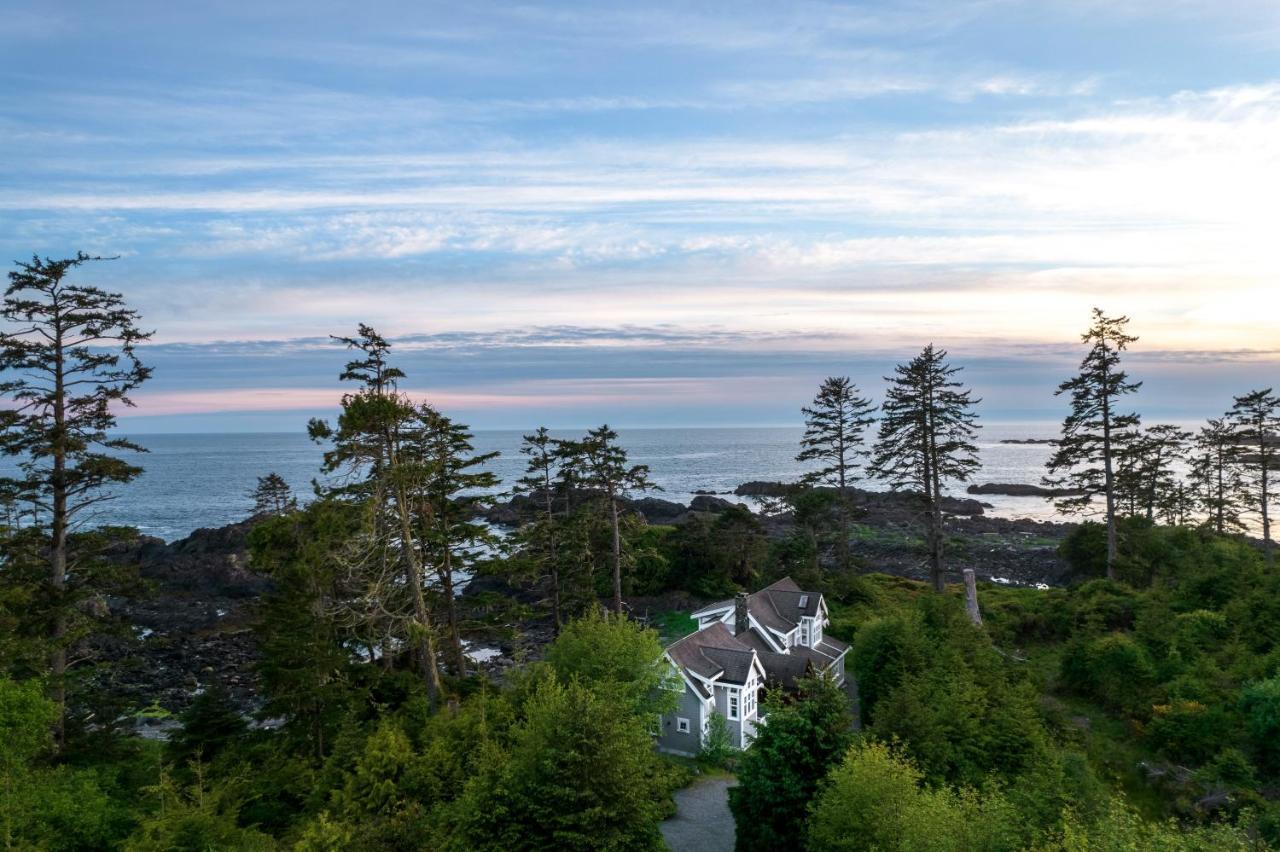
1227,388,1279,566
404,405,499,676
579,425,654,614
868,345,981,593
307,325,443,705
514,427,568,632
796,376,875,570
0,254,152,744
1189,418,1247,534
1045,308,1141,580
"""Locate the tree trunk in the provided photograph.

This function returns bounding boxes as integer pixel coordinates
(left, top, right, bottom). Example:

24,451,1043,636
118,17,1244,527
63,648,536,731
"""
392,486,442,706
610,494,623,614
50,310,67,749
1261,431,1273,567
836,426,849,572
963,569,982,626
1100,382,1118,580
544,485,562,634
438,531,466,677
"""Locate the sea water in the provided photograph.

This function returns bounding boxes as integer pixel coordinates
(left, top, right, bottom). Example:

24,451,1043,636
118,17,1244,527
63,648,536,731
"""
2,423,1071,541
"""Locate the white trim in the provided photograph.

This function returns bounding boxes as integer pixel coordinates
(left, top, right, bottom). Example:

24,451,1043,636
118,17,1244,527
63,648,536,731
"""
676,716,691,734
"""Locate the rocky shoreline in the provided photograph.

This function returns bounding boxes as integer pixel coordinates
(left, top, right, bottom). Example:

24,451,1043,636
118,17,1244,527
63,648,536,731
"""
100,481,1075,717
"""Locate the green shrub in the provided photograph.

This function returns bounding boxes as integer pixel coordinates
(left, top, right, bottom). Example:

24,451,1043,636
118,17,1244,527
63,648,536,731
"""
849,614,926,723
806,740,1022,852
1145,699,1234,765
1240,675,1280,773
698,712,733,769
1059,633,1158,717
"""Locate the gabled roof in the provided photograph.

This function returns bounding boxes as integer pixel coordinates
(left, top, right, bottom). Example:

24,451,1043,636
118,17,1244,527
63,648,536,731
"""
689,577,824,635
757,650,813,689
748,578,822,635
666,622,758,685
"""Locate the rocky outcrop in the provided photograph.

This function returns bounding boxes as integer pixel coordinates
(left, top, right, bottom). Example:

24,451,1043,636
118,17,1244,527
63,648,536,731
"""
105,519,266,598
967,483,1084,498
689,495,739,513
734,482,985,518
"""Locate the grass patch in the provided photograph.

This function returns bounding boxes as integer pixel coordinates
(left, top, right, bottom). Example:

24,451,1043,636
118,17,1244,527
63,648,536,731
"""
651,609,699,644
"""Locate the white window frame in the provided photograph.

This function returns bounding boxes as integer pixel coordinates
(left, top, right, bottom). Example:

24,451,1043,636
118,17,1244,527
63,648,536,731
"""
676,716,691,734
813,620,822,644
728,691,740,720
800,620,810,647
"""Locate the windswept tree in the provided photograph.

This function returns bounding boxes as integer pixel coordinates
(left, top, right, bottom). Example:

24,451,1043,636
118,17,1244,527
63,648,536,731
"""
248,472,297,517
0,253,152,743
1189,418,1247,534
404,405,499,676
1045,309,1141,580
1228,388,1279,565
579,425,655,614
1133,424,1192,522
796,376,876,570
869,345,981,593
307,325,442,705
514,427,567,632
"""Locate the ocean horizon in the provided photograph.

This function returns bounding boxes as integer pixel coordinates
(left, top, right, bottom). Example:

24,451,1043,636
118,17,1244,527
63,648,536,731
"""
2,423,1095,541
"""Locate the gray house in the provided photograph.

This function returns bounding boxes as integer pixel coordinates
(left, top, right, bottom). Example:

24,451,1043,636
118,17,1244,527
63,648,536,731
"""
656,577,849,756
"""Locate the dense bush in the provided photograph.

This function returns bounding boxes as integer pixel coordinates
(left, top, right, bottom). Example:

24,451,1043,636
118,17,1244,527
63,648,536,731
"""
807,740,1022,852
1059,633,1158,717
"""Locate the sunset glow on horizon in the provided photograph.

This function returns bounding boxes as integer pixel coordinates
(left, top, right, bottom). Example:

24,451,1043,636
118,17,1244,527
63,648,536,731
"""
3,1,1278,430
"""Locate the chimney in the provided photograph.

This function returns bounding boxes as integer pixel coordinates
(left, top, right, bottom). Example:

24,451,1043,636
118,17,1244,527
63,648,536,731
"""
734,592,750,636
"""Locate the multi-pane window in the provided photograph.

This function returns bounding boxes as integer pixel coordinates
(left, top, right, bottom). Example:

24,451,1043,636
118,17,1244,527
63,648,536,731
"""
800,621,810,646
728,692,740,720
677,717,691,733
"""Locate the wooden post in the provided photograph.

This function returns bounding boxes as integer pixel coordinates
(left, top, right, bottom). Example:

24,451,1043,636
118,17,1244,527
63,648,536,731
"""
963,569,982,627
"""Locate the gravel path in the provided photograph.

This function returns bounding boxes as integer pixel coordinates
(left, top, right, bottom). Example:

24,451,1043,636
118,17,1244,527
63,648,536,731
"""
661,774,737,852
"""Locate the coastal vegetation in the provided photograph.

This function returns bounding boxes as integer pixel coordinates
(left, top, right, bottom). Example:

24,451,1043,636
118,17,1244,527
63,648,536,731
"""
0,258,1278,848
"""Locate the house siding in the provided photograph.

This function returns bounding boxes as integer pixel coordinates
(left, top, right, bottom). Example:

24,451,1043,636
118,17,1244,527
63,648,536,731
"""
712,684,748,749
658,683,705,756
829,654,846,686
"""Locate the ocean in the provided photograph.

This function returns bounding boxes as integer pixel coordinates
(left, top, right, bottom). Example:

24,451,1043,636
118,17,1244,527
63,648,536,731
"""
2,423,1071,542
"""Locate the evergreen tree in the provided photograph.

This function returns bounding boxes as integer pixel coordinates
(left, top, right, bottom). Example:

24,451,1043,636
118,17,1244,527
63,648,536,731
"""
796,376,876,570
868,345,981,593
248,472,297,517
404,405,499,676
1134,424,1191,522
1227,388,1279,565
166,684,248,770
514,427,567,632
0,254,152,744
307,325,443,705
1045,309,1142,580
728,675,854,851
578,425,655,614
249,499,364,761
451,677,667,851
1189,418,1247,534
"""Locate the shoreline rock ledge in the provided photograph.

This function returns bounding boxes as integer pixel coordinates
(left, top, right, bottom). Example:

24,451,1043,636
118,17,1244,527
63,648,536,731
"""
967,483,1085,498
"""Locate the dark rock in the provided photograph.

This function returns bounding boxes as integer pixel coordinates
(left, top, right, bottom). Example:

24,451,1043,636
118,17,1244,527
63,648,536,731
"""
967,483,1084,498
690,495,737,513
998,438,1057,445
734,481,795,497
628,497,689,525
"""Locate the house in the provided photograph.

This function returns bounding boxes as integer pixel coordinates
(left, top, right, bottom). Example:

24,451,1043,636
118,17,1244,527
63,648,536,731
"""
656,577,850,756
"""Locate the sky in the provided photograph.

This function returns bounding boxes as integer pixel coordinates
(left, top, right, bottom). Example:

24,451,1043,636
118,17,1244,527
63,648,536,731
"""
1,0,1278,431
